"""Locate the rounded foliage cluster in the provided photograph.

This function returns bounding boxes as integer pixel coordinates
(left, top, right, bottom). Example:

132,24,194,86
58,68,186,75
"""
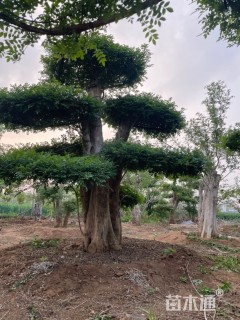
224,129,240,152
119,184,144,209
0,149,115,187
104,94,185,136
102,140,205,177
42,35,150,90
0,83,103,130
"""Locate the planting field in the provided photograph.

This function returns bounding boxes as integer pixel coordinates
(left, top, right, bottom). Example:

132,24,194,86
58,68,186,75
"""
0,218,239,320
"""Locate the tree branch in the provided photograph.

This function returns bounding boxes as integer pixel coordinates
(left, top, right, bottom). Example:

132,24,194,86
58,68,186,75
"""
0,0,164,36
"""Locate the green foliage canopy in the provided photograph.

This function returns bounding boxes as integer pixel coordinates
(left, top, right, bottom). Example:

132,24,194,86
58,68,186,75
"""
0,83,103,131
42,35,151,90
102,140,205,176
0,0,173,61
0,149,115,187
105,94,185,136
194,0,240,46
224,129,240,152
119,184,144,209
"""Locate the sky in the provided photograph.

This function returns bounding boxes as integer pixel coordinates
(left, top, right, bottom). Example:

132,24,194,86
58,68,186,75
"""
0,0,239,146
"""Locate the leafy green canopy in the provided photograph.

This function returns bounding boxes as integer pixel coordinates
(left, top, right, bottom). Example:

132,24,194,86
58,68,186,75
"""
224,129,240,152
119,184,145,209
0,83,103,131
104,94,185,136
0,0,173,61
34,139,83,156
194,0,240,46
0,149,115,187
102,140,205,176
42,35,151,90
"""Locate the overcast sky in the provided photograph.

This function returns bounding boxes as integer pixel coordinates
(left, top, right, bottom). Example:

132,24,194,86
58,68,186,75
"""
0,0,239,146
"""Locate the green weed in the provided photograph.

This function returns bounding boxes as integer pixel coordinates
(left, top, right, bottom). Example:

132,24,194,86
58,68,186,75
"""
198,285,214,296
179,276,188,283
32,237,59,249
199,264,209,274
187,233,240,254
28,305,40,320
211,256,240,273
142,307,158,320
161,247,176,256
219,281,231,293
12,274,31,290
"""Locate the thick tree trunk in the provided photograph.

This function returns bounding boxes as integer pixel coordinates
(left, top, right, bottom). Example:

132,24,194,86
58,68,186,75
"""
83,185,121,253
80,85,123,252
198,172,221,239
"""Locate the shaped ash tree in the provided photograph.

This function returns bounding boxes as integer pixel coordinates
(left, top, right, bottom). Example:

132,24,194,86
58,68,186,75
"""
0,36,204,253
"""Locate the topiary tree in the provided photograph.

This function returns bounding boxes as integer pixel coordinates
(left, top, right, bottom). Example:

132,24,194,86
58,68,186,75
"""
0,37,205,252
156,176,199,224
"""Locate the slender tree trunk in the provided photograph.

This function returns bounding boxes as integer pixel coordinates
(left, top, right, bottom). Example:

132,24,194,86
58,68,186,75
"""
198,172,221,239
169,179,178,224
198,181,204,231
132,204,141,225
109,171,122,244
169,198,179,224
54,199,62,228
63,212,71,227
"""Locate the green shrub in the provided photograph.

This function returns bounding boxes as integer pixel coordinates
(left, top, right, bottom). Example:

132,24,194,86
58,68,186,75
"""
217,212,240,221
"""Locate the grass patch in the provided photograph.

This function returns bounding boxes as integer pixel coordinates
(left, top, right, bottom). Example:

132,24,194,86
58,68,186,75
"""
161,247,176,256
28,305,40,320
217,212,240,221
198,285,214,296
219,281,231,293
12,274,32,290
210,256,240,273
32,238,60,249
121,213,132,223
187,233,240,254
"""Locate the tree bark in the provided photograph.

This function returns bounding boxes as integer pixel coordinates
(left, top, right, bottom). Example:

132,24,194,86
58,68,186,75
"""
132,204,141,225
63,212,71,228
198,171,221,239
83,185,121,253
109,171,122,244
54,199,63,228
80,85,123,252
169,193,179,224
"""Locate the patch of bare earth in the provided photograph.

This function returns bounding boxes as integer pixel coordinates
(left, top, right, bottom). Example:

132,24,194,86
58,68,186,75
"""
0,219,239,319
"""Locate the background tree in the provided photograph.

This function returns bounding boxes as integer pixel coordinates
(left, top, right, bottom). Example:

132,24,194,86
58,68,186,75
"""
0,37,204,253
185,81,239,239
224,128,240,152
194,0,240,46
156,177,199,223
219,177,240,213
